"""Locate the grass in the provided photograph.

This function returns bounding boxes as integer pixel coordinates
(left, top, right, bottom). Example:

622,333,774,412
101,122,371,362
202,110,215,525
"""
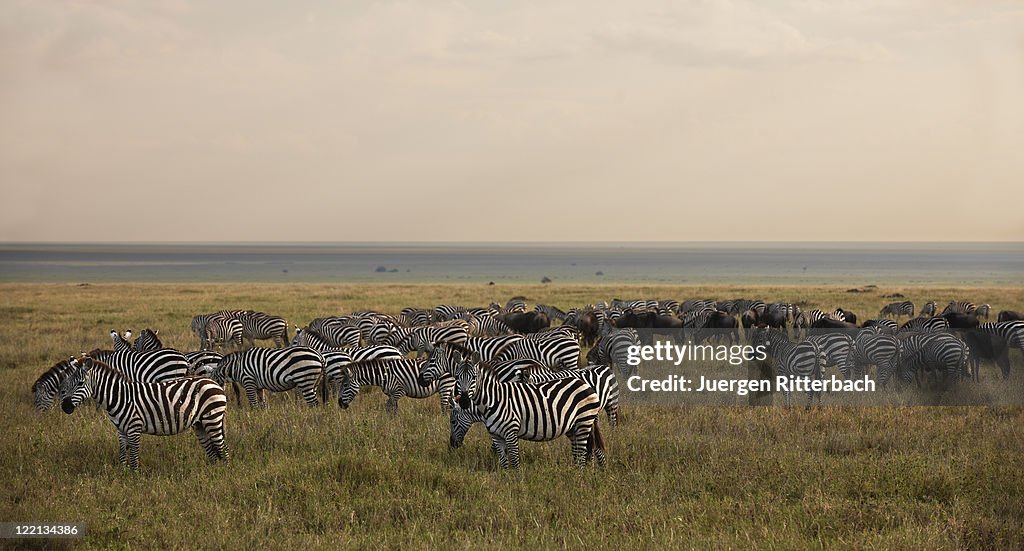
1,282,1023,549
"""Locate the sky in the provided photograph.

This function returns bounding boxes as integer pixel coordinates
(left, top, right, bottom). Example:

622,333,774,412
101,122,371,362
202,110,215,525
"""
1,1,1022,242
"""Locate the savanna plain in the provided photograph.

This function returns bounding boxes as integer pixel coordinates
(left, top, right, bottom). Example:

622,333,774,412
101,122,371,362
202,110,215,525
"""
2,283,1023,549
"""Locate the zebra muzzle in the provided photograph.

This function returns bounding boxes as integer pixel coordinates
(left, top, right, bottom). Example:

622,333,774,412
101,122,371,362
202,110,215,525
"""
61,398,76,414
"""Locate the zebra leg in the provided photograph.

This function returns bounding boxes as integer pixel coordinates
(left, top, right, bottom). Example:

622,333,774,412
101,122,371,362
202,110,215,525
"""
117,431,130,467
243,384,261,408
569,428,588,467
385,392,401,414
124,430,142,471
503,432,521,470
300,383,319,407
607,404,618,427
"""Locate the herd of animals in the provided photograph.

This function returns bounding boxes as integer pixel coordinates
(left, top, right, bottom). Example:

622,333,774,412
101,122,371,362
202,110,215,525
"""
30,295,1024,471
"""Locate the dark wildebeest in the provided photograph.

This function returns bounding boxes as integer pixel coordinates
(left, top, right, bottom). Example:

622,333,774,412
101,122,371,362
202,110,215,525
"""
760,309,788,331
615,309,682,345
498,312,550,334
809,318,859,337
694,310,739,345
943,312,980,330
959,330,1010,380
740,309,759,340
835,309,858,325
998,310,1023,322
576,311,600,347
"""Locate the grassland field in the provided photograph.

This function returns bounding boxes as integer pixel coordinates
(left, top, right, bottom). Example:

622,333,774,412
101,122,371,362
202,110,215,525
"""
1,282,1023,549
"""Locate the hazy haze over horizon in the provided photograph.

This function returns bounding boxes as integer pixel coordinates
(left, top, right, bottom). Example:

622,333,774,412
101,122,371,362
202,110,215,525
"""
2,1,1022,242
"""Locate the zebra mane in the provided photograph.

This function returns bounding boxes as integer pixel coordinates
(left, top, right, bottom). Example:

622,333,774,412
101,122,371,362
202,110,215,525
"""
32,358,73,390
73,356,124,378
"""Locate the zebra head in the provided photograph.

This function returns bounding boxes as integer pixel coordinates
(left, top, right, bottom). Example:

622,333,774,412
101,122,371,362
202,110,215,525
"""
418,342,456,387
210,354,237,388
448,405,477,449
453,353,484,409
337,368,359,409
59,357,91,414
291,327,304,346
32,359,73,411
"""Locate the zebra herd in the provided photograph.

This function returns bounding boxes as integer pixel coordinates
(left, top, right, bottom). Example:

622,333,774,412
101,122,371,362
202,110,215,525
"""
31,297,1024,470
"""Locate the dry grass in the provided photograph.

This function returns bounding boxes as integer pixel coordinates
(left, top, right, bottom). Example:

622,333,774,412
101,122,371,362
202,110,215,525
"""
1,283,1023,549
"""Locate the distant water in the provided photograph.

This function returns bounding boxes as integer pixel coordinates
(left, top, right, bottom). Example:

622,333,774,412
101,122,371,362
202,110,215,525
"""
0,242,1021,285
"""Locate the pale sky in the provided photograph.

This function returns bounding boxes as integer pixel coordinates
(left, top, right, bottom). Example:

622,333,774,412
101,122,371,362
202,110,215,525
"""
1,1,1022,241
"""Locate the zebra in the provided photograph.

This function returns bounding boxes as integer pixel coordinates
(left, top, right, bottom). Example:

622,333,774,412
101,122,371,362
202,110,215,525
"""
418,341,539,386
212,346,324,407
679,299,715,314
974,304,991,319
941,301,977,315
750,327,824,409
391,324,471,356
975,321,1024,374
451,354,605,469
31,358,76,411
519,364,619,426
852,327,901,385
291,326,345,351
399,308,435,327
504,297,528,314
919,301,938,317
586,327,641,377
322,345,404,398
880,301,915,319
897,332,969,387
337,357,455,413
805,332,855,380
861,319,898,334
307,317,362,347
534,304,567,322
59,357,228,471
204,315,244,351
231,310,289,347
460,313,514,337
898,317,949,334
525,325,582,342
85,331,189,383
495,335,580,371
133,328,163,352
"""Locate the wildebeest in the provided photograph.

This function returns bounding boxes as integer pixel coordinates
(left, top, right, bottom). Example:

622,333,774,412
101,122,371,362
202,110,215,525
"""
498,312,550,334
575,311,600,347
998,310,1023,322
942,312,980,330
835,309,858,325
959,330,1010,380
693,310,740,345
809,318,859,334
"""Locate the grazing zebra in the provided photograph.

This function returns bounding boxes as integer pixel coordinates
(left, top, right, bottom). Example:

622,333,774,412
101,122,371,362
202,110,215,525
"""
204,315,244,350
525,325,582,342
322,345,404,398
495,335,580,371
452,357,605,469
852,328,901,385
231,310,289,348
212,346,324,407
448,335,524,362
86,332,189,383
460,313,514,337
941,301,977,315
880,301,915,319
133,329,163,352
805,332,855,380
31,358,76,411
519,364,619,426
861,319,898,334
680,299,716,314
750,328,824,409
898,316,949,334
433,304,468,322
59,357,228,471
399,308,435,327
587,327,641,377
919,301,938,317
448,404,489,450
897,332,969,387
337,357,455,413
394,323,471,356
291,327,344,352
307,317,362,347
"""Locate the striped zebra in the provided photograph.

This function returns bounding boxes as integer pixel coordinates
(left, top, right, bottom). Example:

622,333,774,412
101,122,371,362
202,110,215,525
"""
459,313,514,337
504,297,528,314
974,304,991,319
85,331,189,383
212,346,324,407
59,357,228,471
419,341,539,386
197,314,244,351
31,358,76,411
525,325,582,342
133,329,163,352
879,301,915,319
307,317,362,346
434,304,468,322
679,299,716,314
519,364,619,426
534,304,567,323
586,327,641,377
495,335,580,371
452,356,605,469
337,357,455,413
941,301,977,315
322,345,404,398
919,301,938,317
898,317,949,334
861,319,898,334
391,323,471,356
399,308,435,327
291,327,344,351
657,299,681,316
897,332,968,387
231,310,289,348
852,328,901,385
750,328,824,409
805,332,855,380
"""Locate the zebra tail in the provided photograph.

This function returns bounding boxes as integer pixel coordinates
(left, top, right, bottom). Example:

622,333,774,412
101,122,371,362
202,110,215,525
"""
283,323,290,346
587,421,606,460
